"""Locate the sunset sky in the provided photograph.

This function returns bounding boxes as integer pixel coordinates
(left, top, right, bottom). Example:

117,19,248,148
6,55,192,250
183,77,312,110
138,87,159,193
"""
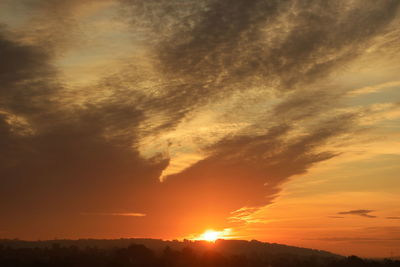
1,0,400,258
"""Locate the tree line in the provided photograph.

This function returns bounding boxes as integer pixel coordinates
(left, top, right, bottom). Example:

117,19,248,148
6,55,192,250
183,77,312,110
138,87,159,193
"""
0,242,399,267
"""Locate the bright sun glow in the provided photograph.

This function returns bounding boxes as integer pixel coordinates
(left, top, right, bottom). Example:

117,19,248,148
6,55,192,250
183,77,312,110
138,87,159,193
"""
189,228,232,242
200,230,221,242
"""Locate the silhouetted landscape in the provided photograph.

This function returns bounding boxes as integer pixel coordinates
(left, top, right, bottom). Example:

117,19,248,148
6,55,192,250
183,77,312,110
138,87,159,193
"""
0,239,399,267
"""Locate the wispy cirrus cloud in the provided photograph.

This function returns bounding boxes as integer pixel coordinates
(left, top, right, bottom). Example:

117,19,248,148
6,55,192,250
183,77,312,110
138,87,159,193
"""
348,80,400,96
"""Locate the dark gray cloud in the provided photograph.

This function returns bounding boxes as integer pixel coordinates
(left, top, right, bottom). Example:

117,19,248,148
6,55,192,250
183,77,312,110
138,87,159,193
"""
338,210,377,218
159,115,357,226
124,0,400,90
119,0,400,132
143,0,399,221
0,28,167,230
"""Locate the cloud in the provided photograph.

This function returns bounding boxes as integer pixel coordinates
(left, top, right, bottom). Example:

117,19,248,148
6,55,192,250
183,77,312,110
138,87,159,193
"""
81,212,146,217
125,0,400,88
119,0,400,129
156,117,357,226
386,216,400,220
0,27,167,226
337,210,377,218
12,0,116,52
305,237,400,242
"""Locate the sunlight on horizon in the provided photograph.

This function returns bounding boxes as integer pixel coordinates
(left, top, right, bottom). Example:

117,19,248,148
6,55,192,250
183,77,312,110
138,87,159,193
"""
192,229,232,242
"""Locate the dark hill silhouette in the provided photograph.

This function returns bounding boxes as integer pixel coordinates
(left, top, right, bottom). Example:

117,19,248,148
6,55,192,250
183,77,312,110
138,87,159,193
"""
0,238,337,257
1,238,399,267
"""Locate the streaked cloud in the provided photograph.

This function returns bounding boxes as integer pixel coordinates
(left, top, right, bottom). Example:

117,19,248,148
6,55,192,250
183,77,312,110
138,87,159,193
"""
348,80,400,96
386,216,400,220
305,237,400,242
327,216,345,219
338,210,377,218
81,212,146,217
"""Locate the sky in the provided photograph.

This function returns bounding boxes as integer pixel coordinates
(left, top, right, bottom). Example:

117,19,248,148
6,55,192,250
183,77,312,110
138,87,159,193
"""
0,0,399,258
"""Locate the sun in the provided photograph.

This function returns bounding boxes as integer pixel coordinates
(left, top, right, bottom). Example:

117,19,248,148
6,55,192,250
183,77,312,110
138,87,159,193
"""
199,230,222,242
190,228,232,242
